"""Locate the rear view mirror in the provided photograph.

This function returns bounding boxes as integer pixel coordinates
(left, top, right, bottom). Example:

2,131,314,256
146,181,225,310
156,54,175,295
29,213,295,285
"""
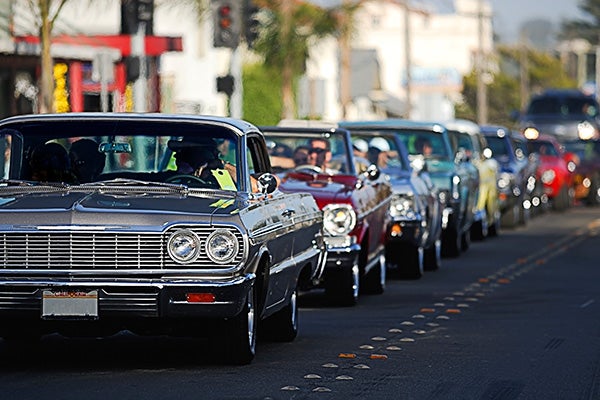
99,142,132,154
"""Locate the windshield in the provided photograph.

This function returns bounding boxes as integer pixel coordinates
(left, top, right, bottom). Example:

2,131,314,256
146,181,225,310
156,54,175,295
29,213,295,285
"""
528,140,559,157
564,141,600,161
350,134,408,171
0,120,240,191
264,131,354,176
394,130,450,161
527,96,599,118
486,136,513,162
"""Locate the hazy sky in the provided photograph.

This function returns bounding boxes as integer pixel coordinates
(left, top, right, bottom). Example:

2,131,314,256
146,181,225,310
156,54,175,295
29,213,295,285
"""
483,0,584,43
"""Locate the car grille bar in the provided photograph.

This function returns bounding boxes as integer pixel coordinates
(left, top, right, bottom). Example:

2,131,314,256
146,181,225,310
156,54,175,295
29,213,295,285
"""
0,226,245,270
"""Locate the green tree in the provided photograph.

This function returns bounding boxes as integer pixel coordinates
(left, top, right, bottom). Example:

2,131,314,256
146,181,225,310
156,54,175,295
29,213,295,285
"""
252,0,339,120
242,62,282,125
458,45,576,127
560,0,600,43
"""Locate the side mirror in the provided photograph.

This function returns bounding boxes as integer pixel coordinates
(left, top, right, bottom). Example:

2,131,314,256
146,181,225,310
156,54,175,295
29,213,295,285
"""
365,164,380,181
483,148,493,159
257,173,278,194
410,155,426,173
454,148,467,164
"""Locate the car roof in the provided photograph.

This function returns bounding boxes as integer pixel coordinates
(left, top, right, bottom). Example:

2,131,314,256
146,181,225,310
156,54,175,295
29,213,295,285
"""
0,112,260,137
443,119,480,135
339,119,447,133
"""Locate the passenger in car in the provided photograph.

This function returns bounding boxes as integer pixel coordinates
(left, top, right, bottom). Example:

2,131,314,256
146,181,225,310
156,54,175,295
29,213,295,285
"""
69,138,106,183
29,142,77,183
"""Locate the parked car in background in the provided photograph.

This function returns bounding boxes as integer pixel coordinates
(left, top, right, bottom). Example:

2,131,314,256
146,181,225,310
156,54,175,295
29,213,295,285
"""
515,89,600,142
347,129,443,279
480,125,530,229
445,119,500,240
562,138,600,206
511,130,546,216
0,113,327,365
262,125,393,306
340,120,474,258
523,128,576,211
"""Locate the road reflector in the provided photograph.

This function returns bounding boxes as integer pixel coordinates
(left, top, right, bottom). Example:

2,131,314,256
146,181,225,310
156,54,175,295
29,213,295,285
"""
446,309,461,314
420,308,436,313
338,353,356,359
370,354,388,360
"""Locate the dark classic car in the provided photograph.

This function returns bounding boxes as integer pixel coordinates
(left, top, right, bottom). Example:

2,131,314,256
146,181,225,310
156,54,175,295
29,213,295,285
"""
341,120,475,259
444,119,499,240
480,125,531,228
563,138,600,206
515,89,600,142
261,125,393,306
345,129,443,279
0,113,326,365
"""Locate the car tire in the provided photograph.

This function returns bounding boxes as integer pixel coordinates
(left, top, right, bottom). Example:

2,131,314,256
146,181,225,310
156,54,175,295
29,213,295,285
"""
487,215,500,237
396,245,423,279
470,220,486,241
325,265,359,306
586,178,600,206
553,187,570,211
362,254,386,293
423,239,441,271
221,286,257,365
500,204,519,229
461,229,470,252
441,226,461,258
263,285,298,342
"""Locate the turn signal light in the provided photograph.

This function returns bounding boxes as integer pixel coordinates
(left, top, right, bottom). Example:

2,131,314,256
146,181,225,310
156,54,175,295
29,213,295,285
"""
390,224,402,237
186,293,216,303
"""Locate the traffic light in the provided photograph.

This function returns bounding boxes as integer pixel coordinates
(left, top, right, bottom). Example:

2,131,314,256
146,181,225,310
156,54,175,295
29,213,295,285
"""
216,75,235,97
243,0,260,48
212,1,241,49
120,0,154,35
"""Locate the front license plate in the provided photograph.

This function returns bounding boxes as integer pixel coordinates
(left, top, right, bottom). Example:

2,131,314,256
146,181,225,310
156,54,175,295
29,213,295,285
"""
42,290,98,318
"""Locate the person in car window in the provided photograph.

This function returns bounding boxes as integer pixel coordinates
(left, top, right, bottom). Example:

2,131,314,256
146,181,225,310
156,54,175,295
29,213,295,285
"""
30,142,77,183
69,138,106,183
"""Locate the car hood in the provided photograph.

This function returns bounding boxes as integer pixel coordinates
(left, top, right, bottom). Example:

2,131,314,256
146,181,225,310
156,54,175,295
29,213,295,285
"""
278,173,355,208
0,190,243,226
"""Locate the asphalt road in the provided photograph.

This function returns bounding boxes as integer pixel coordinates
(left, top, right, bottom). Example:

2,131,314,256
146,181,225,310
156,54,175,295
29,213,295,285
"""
1,206,599,400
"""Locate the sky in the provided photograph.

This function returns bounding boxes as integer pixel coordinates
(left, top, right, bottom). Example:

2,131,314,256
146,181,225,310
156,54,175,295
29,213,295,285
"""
489,0,586,43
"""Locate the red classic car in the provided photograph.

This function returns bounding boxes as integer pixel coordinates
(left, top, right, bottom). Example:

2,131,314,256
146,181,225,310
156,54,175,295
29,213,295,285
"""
261,125,393,306
563,139,600,206
524,129,576,211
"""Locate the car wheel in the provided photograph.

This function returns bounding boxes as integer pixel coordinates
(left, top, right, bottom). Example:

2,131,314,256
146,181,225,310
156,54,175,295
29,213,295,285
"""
441,226,461,258
518,197,530,226
263,285,298,342
325,264,359,306
222,286,257,365
500,204,519,229
470,220,486,241
487,214,500,237
553,187,569,211
396,244,424,279
362,254,386,293
586,178,600,206
423,239,441,271
461,228,470,252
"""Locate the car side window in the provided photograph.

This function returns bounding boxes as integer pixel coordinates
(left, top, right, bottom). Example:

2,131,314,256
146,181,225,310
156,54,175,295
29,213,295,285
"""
0,134,11,179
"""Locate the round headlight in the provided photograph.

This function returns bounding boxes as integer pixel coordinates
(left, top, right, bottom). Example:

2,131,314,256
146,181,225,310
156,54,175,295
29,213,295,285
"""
390,195,416,219
323,204,357,236
206,229,239,264
541,169,555,184
167,229,201,264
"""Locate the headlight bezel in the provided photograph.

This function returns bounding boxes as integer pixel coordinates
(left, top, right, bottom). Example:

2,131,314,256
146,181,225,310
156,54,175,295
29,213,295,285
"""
390,194,417,219
322,203,357,236
206,228,240,264
167,229,202,264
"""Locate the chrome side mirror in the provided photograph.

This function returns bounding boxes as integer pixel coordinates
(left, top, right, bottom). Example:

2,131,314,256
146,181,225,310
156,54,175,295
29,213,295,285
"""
257,173,278,194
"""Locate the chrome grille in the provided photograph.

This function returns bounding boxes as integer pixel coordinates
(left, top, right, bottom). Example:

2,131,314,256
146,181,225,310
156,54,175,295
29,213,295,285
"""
0,225,245,270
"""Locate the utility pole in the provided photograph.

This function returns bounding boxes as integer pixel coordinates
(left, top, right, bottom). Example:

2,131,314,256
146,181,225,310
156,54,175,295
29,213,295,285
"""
132,21,147,112
519,29,529,111
403,1,412,118
476,0,487,125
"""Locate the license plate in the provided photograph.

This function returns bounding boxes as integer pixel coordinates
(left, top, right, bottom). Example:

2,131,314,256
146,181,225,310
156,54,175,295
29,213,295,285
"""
42,290,98,318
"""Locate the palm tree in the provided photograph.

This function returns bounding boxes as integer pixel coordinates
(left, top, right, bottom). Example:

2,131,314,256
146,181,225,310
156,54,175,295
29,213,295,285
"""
253,0,341,119
29,0,70,113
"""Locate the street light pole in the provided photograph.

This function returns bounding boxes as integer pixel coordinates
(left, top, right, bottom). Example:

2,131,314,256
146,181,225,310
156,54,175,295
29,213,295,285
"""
476,0,487,125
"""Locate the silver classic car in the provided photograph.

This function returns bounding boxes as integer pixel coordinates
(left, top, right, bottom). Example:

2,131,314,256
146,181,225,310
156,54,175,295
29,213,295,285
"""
0,113,325,365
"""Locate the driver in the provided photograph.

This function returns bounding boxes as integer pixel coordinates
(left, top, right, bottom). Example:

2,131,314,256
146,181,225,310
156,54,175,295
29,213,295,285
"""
168,138,225,187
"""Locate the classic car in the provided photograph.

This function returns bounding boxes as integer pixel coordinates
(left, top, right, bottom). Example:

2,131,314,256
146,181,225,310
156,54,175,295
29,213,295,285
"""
261,125,393,306
514,89,600,142
563,138,600,206
0,113,326,365
480,125,531,228
523,128,576,211
445,119,499,240
340,120,475,258
510,130,546,217
346,129,443,279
